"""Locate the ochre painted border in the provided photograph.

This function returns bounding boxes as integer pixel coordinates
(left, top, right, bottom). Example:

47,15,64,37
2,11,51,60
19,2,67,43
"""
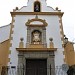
58,16,64,44
11,12,64,16
16,48,57,52
8,15,15,64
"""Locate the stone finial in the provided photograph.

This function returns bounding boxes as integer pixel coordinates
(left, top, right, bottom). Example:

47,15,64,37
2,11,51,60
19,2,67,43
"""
55,7,61,11
13,7,18,12
49,38,54,48
49,38,53,42
16,7,18,10
19,38,24,48
20,38,24,42
56,7,58,10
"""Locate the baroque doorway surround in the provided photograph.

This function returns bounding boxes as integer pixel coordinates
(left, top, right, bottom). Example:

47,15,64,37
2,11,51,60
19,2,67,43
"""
16,48,57,75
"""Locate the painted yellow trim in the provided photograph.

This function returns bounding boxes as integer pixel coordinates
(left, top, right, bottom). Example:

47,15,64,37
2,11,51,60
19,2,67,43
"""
60,31,63,35
60,25,63,29
11,30,14,34
10,37,13,40
63,58,66,62
9,17,15,38
10,43,12,47
8,58,10,62
61,37,64,41
11,25,14,28
58,16,64,44
9,50,11,54
11,12,64,16
16,48,57,52
59,20,62,23
8,15,15,63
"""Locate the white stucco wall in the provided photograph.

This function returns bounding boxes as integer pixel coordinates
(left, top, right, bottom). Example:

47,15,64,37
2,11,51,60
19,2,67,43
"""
0,24,10,43
9,15,64,67
9,0,64,68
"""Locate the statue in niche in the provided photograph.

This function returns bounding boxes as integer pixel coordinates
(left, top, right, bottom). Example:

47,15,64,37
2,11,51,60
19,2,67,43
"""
33,31,40,44
34,2,40,12
35,4,39,11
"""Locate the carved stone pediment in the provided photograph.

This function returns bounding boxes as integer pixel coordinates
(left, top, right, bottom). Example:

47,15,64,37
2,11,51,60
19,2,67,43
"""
25,17,48,27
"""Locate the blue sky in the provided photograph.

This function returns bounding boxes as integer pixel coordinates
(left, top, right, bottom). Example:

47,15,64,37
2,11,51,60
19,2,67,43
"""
0,0,75,45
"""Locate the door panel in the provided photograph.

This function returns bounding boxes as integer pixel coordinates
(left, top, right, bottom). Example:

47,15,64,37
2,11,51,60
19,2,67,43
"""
26,59,47,75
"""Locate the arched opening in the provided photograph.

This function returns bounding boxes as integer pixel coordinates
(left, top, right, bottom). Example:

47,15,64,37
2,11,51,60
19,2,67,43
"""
31,30,42,44
34,1,41,12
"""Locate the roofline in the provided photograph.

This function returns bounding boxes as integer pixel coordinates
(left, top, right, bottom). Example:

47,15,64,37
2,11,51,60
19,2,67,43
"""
0,39,9,44
0,23,11,28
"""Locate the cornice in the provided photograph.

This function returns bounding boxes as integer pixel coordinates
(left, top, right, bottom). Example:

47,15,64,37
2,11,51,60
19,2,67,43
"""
16,48,57,52
10,12,64,16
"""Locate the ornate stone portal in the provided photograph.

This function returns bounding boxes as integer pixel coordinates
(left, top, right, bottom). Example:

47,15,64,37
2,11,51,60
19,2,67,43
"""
17,48,56,75
17,16,56,75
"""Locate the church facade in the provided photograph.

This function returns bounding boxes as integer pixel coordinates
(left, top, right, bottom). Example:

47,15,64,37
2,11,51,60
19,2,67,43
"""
0,0,75,75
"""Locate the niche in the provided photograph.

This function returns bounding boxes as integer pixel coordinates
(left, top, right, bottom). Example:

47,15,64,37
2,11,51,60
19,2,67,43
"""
34,1,41,12
31,30,42,44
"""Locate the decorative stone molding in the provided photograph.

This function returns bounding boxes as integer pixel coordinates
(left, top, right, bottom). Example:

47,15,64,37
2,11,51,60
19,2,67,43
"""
25,17,48,27
16,48,57,52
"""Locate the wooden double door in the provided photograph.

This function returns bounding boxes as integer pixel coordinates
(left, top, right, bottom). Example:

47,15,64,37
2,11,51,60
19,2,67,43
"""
26,59,47,75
